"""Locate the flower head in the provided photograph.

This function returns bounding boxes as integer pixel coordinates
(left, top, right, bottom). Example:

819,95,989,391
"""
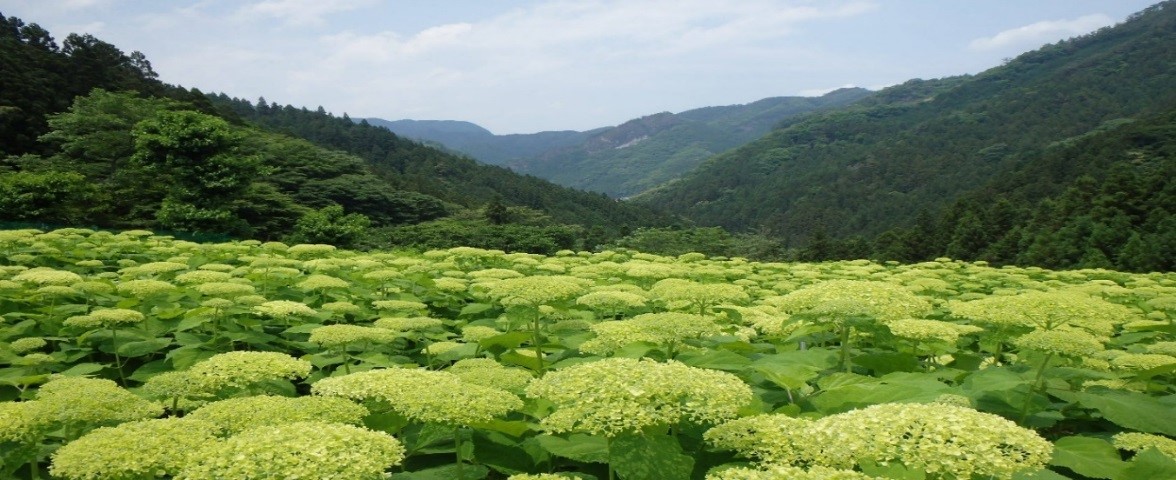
252,300,316,319
187,395,368,434
578,312,721,356
1113,432,1176,458
309,324,399,349
176,422,404,480
313,368,522,426
483,276,592,307
525,358,752,437
187,351,312,393
1013,329,1106,357
49,418,218,480
35,377,163,434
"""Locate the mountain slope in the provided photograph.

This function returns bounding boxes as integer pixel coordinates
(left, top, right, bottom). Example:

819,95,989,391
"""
0,12,673,244
367,88,871,197
638,1,1176,243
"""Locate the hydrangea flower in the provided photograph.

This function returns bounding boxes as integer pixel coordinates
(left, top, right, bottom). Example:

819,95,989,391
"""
187,351,312,393
309,324,399,349
252,300,316,319
1013,329,1106,357
525,358,752,437
313,368,522,426
705,414,812,465
49,418,219,480
1110,353,1176,372
575,290,648,314
768,280,932,323
374,316,444,331
187,395,368,434
174,270,233,284
115,279,177,297
0,401,50,443
34,377,163,435
578,312,722,356
9,337,47,354
371,299,428,314
1113,432,1176,458
12,268,83,285
447,358,534,392
482,276,592,307
297,274,350,290
949,290,1137,336
193,281,256,297
706,465,879,480
461,325,502,342
285,243,337,257
176,422,405,480
886,319,983,343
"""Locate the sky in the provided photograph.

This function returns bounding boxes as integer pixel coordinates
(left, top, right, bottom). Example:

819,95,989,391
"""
0,0,1162,134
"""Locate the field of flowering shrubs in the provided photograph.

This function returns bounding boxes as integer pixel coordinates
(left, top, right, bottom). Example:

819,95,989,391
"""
1,228,1174,480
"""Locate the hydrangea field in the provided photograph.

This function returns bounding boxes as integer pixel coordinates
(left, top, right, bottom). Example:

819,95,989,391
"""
1,228,1174,480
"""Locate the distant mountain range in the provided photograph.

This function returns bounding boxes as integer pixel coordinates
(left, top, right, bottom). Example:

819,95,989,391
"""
362,87,871,197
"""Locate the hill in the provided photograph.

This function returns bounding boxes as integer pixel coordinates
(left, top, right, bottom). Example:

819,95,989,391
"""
366,88,871,197
637,1,1176,261
0,12,673,251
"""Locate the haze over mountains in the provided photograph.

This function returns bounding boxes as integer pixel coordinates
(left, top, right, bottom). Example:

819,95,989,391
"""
363,88,871,197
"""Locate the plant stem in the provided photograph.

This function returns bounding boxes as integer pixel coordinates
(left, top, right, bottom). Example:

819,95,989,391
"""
840,325,853,373
1019,352,1054,424
454,426,465,480
111,327,127,386
532,310,545,374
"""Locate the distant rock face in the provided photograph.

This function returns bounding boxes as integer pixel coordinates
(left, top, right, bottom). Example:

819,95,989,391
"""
359,88,873,198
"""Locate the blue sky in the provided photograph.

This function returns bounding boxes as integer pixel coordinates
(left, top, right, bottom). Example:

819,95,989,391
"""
0,0,1161,133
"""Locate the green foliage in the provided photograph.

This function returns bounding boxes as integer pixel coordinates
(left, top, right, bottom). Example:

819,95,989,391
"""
289,204,372,248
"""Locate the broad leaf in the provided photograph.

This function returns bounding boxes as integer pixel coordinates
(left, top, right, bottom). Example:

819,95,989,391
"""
1050,436,1129,479
610,434,693,480
536,433,609,463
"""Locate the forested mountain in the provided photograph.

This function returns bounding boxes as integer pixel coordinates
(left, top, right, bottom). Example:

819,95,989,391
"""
367,88,871,197
637,1,1176,268
0,12,673,251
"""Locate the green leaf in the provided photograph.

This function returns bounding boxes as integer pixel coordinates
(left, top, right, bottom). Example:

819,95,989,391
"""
58,362,106,376
752,362,822,390
460,303,494,317
962,366,1030,393
536,433,609,463
609,433,693,480
388,464,489,480
467,419,531,438
811,373,956,414
174,316,210,332
854,351,920,375
479,332,531,350
282,323,325,334
1069,391,1176,436
1117,448,1176,480
1050,436,1129,479
166,345,217,370
676,349,751,371
116,338,172,358
500,350,543,372
1012,468,1074,480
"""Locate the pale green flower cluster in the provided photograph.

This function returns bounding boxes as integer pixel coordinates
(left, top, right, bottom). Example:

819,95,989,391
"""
1112,432,1176,458
252,299,316,318
0,401,49,443
949,290,1137,336
285,243,337,257
298,274,350,290
706,465,879,480
187,395,368,434
36,285,81,298
371,299,428,313
322,301,362,316
507,474,585,480
10,336,47,353
49,418,218,480
575,290,648,313
313,367,523,426
423,340,461,355
309,324,399,349
175,422,405,480
87,308,145,326
70,280,114,295
187,351,312,392
650,278,749,308
433,277,469,292
461,325,502,342
193,281,256,297
119,261,189,277
116,279,177,297
705,414,812,465
524,358,752,437
174,270,232,284
808,403,1051,479
483,275,592,307
886,319,983,343
468,268,526,280
362,268,403,281
769,280,932,323
1147,341,1176,357
447,358,534,392
12,267,83,285
1110,353,1176,371
1013,329,1106,357
374,316,444,331
34,376,163,432
579,312,721,355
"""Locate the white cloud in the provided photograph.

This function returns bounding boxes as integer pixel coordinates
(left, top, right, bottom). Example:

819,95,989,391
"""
968,14,1114,51
233,0,377,27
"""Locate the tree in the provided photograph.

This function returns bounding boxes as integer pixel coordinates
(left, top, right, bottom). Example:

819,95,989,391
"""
288,204,371,248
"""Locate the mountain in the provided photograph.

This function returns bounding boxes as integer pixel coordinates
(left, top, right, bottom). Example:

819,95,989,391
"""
0,12,674,249
637,1,1176,251
365,88,871,197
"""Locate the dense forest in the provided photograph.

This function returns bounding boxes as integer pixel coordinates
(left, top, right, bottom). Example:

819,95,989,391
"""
637,1,1176,271
0,13,673,252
